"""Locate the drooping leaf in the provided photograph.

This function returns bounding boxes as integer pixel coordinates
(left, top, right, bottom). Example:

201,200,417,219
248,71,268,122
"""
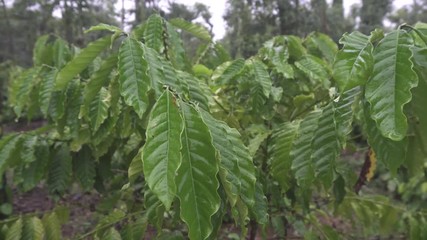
82,54,117,117
39,68,58,117
177,71,210,111
118,37,151,118
333,32,373,92
365,30,418,141
295,56,330,88
42,213,61,240
88,87,111,132
269,121,300,191
249,181,268,225
212,59,245,85
22,217,44,240
0,134,23,181
73,145,96,190
251,59,272,98
142,90,183,210
311,103,340,188
33,35,54,66
334,87,361,147
291,110,322,188
10,67,40,117
305,32,338,63
169,18,212,42
55,36,111,90
176,102,220,240
6,218,23,240
142,45,165,96
47,144,72,195
102,228,122,240
364,101,407,175
21,139,50,192
144,188,165,231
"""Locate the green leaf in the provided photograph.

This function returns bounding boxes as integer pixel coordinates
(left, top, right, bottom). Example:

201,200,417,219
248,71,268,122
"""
295,56,330,88
251,59,272,98
165,22,188,70
0,134,23,181
55,36,111,90
305,32,338,63
364,102,407,175
291,111,322,188
142,91,183,210
11,68,40,117
42,213,61,240
39,68,58,117
22,217,44,240
269,121,299,191
21,139,50,192
334,87,361,147
142,45,165,97
169,18,212,42
102,228,122,240
365,30,418,141
82,54,117,117
47,144,72,195
6,218,22,240
212,59,245,85
176,102,220,240
249,181,268,224
21,135,38,163
333,32,374,92
88,87,111,132
406,47,427,176
177,71,210,111
311,103,340,188
73,145,96,190
144,188,165,231
85,23,123,34
118,37,151,118
144,14,165,53
53,38,72,69
33,35,54,66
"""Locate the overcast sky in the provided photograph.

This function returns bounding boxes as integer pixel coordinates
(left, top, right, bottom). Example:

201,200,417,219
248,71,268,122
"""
115,0,411,40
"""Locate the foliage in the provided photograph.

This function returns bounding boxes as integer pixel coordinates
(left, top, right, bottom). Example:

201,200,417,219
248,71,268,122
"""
1,13,427,239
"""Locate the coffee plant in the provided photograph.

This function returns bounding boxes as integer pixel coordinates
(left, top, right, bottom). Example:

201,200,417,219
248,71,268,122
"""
1,14,427,239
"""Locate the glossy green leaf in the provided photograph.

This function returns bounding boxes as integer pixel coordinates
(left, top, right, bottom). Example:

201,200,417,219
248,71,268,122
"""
102,228,122,240
291,111,322,188
33,35,53,66
305,32,338,63
169,18,212,42
88,87,111,132
365,30,418,141
0,134,23,181
333,32,373,92
249,181,268,224
269,121,300,191
55,36,111,90
142,91,183,210
177,71,210,111
6,218,22,240
144,188,165,231
10,67,40,117
364,102,407,175
311,103,340,188
42,213,61,240
144,14,164,53
22,217,44,240
295,56,330,88
21,139,50,192
251,59,272,97
176,102,220,240
118,37,151,118
334,87,361,147
165,22,188,70
73,145,96,190
199,110,241,207
47,144,72,195
142,45,165,96
212,59,245,85
39,68,57,117
82,54,117,117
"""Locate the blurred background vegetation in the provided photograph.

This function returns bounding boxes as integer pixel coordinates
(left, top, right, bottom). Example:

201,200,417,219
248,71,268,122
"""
2,0,427,66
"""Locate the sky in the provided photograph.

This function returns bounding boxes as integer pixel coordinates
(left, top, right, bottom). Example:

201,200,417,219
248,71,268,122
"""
114,0,411,40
